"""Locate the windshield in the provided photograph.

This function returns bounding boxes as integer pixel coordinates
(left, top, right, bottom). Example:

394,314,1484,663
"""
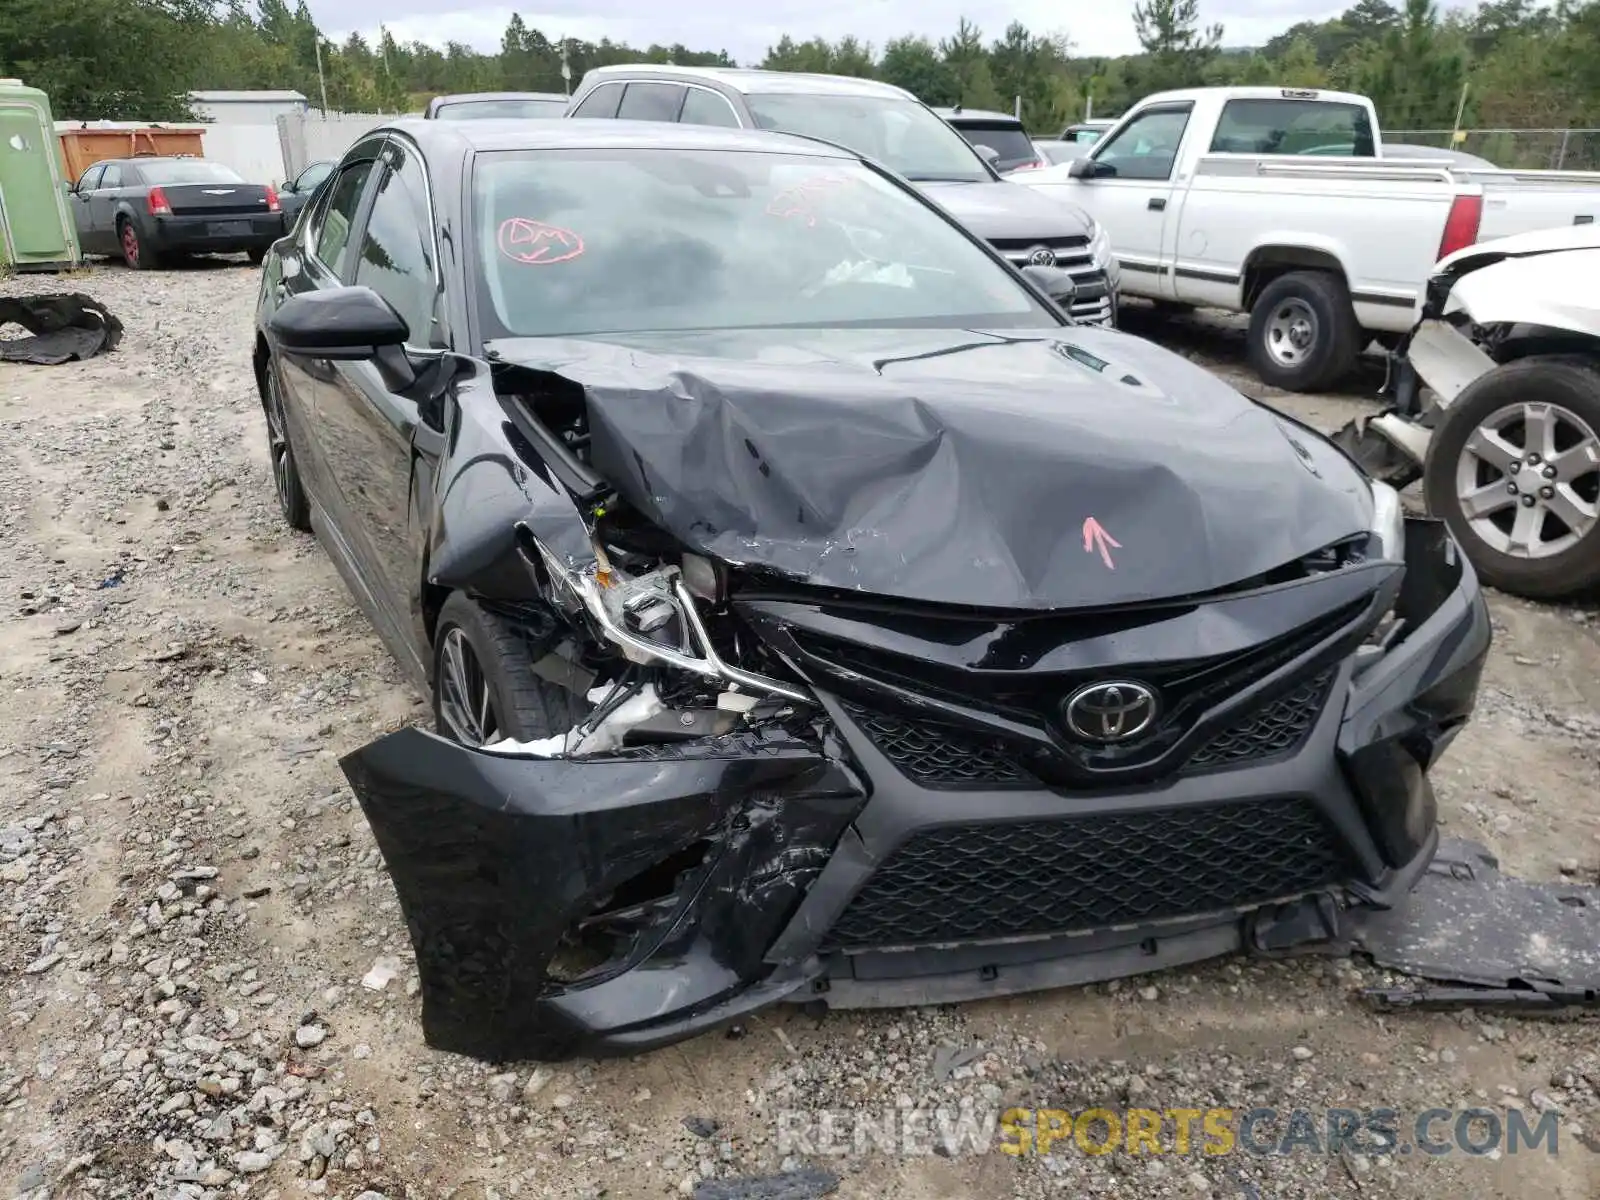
744,94,991,183
472,148,1053,339
136,160,244,185
950,121,1039,172
437,98,568,120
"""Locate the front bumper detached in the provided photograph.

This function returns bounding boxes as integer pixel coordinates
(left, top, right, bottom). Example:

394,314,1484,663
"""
342,519,1491,1063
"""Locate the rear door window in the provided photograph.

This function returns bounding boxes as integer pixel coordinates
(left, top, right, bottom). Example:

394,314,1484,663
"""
570,82,624,119
313,160,376,280
1210,98,1375,157
680,88,740,128
617,82,686,122
951,121,1037,172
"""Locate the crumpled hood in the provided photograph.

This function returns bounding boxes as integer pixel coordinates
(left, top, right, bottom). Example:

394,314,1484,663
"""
486,327,1373,610
917,179,1094,240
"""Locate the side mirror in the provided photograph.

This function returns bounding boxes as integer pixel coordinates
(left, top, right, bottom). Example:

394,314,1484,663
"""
974,144,1000,164
268,286,409,360
1021,265,1077,310
1068,157,1108,179
277,180,291,193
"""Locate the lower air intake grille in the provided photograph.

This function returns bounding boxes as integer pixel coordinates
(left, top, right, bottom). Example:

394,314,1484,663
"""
822,797,1351,950
1184,669,1335,772
840,703,1034,788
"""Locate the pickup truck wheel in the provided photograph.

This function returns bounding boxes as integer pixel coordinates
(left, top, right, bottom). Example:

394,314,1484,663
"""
1424,357,1600,601
432,593,589,747
1247,271,1359,393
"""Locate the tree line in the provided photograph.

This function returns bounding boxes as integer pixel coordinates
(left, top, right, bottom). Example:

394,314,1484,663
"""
6,0,1600,135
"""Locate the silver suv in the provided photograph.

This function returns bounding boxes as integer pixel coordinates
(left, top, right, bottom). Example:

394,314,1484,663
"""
565,66,1118,325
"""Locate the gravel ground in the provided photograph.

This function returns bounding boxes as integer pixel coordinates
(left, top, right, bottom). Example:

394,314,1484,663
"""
4,262,1600,1200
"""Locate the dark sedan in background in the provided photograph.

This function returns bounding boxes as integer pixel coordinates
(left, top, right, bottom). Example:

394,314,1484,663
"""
69,156,284,269
253,117,1489,1064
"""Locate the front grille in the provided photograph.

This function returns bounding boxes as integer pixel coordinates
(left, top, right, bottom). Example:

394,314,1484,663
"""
796,598,1365,780
822,798,1352,950
1184,669,1334,772
840,703,1034,788
843,666,1337,787
990,234,1096,272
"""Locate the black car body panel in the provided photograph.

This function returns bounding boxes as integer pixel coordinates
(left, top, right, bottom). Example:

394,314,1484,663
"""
484,327,1374,610
255,118,1493,1063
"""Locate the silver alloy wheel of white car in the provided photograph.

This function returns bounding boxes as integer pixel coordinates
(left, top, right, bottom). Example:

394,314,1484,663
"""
1454,400,1600,559
1264,297,1319,369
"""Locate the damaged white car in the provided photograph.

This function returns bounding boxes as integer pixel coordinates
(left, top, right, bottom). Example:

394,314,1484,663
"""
1335,225,1600,600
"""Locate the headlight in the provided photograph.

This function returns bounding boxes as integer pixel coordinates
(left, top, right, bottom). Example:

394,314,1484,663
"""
1369,480,1405,561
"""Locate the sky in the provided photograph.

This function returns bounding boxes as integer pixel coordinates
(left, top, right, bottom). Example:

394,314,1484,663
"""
319,0,1350,69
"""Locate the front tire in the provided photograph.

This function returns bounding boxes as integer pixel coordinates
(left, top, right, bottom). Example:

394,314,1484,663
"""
1424,356,1600,601
247,247,267,266
1247,271,1360,393
431,593,588,747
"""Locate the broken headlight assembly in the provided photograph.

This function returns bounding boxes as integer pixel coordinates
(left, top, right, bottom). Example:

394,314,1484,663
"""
517,524,813,711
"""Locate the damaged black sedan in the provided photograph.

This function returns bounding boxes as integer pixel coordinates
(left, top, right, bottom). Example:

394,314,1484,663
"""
253,118,1492,1063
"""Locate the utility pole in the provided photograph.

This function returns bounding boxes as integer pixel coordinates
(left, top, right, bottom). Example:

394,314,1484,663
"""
314,35,329,115
1450,81,1469,145
560,42,572,96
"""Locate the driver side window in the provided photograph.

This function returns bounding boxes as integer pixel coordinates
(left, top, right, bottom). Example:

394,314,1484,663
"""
1091,106,1193,181
76,164,105,192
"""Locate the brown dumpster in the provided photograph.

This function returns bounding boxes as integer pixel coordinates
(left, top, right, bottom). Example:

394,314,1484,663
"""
56,126,206,182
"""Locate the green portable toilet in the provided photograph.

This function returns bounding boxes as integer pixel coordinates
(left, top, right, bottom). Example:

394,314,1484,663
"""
0,79,80,271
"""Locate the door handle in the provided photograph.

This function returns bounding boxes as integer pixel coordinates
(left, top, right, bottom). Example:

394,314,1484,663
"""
1148,197,1167,211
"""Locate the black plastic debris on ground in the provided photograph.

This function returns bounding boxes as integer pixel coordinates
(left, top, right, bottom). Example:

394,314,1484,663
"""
1342,837,1600,1010
0,293,124,364
694,1168,840,1200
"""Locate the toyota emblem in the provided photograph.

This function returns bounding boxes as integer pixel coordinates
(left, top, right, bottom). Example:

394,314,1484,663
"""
1063,681,1159,743
1028,247,1057,267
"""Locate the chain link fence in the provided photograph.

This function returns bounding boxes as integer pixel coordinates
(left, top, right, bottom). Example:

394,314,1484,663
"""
1388,128,1600,170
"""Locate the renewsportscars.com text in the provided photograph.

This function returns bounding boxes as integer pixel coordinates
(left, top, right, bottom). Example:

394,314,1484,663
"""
774,1104,1562,1159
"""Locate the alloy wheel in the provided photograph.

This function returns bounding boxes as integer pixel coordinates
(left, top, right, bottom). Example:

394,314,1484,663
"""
121,223,139,268
264,369,294,514
437,627,501,746
1454,400,1600,559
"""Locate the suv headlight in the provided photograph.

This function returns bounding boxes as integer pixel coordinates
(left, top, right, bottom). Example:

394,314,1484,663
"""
1369,479,1405,561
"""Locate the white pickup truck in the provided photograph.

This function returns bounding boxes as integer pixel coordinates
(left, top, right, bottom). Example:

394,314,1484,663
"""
1019,86,1600,392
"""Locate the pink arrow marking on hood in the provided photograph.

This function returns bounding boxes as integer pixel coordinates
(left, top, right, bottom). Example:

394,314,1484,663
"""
1082,516,1120,570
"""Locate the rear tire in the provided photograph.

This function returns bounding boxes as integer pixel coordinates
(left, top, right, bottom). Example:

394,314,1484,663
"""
247,247,266,266
262,358,312,533
431,593,588,747
118,217,161,271
1247,271,1360,393
1424,356,1600,601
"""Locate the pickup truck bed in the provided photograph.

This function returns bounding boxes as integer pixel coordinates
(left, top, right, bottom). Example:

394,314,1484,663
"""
1020,87,1600,392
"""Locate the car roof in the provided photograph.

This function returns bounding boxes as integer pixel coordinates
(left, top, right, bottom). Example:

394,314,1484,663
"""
429,91,568,106
579,64,915,100
99,156,210,166
932,107,1022,124
376,116,863,160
